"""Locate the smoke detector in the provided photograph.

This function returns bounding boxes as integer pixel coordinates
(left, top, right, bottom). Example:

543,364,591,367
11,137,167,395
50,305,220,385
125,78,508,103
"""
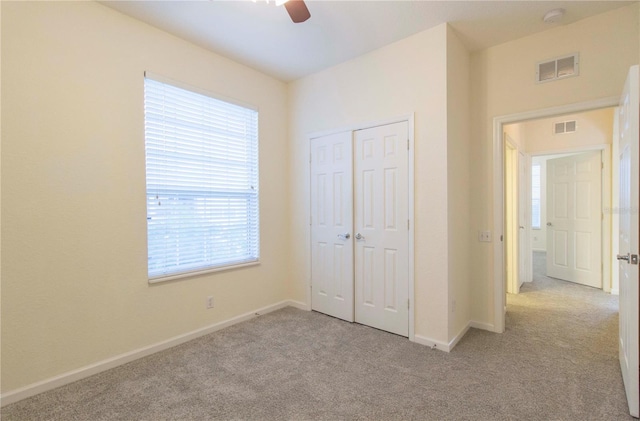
543,8,565,24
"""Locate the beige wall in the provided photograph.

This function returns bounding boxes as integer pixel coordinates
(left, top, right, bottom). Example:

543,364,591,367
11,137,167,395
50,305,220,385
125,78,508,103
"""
446,26,471,340
288,24,457,344
1,1,289,392
522,108,615,154
469,4,638,326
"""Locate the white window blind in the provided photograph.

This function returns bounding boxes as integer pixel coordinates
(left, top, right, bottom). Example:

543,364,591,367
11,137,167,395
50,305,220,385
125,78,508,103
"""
144,75,259,281
531,163,541,229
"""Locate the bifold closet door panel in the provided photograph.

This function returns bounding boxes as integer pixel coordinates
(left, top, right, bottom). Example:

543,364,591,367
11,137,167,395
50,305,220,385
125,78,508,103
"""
354,121,409,337
310,131,354,322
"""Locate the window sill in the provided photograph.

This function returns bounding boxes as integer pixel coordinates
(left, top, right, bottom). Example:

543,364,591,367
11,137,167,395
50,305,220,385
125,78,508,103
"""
148,260,260,284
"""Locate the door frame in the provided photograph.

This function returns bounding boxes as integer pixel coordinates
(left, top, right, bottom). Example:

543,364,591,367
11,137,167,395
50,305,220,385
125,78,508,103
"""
504,137,520,294
492,98,618,333
307,114,416,341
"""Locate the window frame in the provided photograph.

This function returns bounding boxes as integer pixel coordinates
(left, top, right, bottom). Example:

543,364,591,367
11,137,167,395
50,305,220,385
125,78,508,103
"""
143,72,260,283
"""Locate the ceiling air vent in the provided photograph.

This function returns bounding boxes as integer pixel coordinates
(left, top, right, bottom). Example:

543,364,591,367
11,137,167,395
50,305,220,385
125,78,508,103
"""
536,53,579,83
554,120,577,134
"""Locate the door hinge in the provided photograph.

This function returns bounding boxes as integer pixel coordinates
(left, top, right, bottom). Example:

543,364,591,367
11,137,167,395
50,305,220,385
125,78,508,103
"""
407,139,410,150
601,161,604,170
407,299,410,310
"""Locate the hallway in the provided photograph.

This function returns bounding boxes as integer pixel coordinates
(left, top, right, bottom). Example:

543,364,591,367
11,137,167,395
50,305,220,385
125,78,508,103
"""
502,250,626,417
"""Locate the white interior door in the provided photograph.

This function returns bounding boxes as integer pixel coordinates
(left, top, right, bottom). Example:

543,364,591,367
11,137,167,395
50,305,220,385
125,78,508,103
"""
546,151,602,288
354,121,409,337
518,151,528,289
310,131,354,322
617,65,639,418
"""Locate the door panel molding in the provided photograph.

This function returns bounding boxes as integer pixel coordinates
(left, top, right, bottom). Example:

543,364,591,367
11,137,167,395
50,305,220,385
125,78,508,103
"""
354,121,410,337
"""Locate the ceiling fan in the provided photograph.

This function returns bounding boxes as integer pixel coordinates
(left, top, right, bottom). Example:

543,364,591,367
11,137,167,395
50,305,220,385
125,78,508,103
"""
253,0,311,24
282,0,310,23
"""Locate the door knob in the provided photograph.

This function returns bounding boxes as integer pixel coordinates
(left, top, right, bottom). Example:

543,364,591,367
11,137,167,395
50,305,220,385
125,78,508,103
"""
617,253,630,262
355,233,365,240
617,253,639,264
337,233,350,240
519,226,525,229
546,222,553,226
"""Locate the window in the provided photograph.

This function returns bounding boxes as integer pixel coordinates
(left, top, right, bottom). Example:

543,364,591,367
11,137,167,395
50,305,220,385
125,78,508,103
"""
144,74,259,282
531,163,541,229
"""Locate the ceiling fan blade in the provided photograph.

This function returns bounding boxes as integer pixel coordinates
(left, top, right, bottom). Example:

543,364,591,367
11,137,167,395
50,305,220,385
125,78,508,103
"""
284,0,310,23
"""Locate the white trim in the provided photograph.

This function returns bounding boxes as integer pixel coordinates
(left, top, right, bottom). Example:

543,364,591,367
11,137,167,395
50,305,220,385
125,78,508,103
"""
306,114,416,340
448,324,471,351
530,144,607,156
413,334,451,352
423,320,497,353
308,114,415,140
602,145,612,293
0,300,304,407
493,96,619,333
470,320,495,331
611,288,620,296
286,300,309,311
149,261,260,284
407,114,416,342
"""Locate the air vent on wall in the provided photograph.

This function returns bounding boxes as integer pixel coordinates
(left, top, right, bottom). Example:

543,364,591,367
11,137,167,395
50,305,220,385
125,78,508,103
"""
536,53,579,83
554,120,577,134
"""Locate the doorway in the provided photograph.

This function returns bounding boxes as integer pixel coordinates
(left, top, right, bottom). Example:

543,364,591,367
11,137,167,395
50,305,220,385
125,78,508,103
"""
492,98,619,333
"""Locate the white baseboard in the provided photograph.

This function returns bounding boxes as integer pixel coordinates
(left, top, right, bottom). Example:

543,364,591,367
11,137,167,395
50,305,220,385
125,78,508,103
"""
470,320,495,332
286,300,310,311
611,288,619,296
1,300,302,407
448,323,471,351
413,334,451,352
412,319,497,353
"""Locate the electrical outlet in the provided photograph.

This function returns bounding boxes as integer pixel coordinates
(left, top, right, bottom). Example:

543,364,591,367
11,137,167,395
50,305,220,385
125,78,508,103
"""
478,230,492,242
206,296,214,309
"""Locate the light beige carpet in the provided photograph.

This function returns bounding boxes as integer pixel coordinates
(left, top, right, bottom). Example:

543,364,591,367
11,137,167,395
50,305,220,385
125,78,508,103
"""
2,256,631,420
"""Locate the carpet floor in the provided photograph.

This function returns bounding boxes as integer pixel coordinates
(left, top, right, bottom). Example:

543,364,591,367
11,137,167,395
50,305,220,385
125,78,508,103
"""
2,253,632,420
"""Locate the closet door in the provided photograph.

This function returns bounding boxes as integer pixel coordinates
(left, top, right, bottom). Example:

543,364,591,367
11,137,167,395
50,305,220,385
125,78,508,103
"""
310,131,354,322
354,122,409,337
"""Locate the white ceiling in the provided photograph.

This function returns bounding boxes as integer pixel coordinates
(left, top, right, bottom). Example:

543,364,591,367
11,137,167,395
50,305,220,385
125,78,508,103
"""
101,0,633,82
